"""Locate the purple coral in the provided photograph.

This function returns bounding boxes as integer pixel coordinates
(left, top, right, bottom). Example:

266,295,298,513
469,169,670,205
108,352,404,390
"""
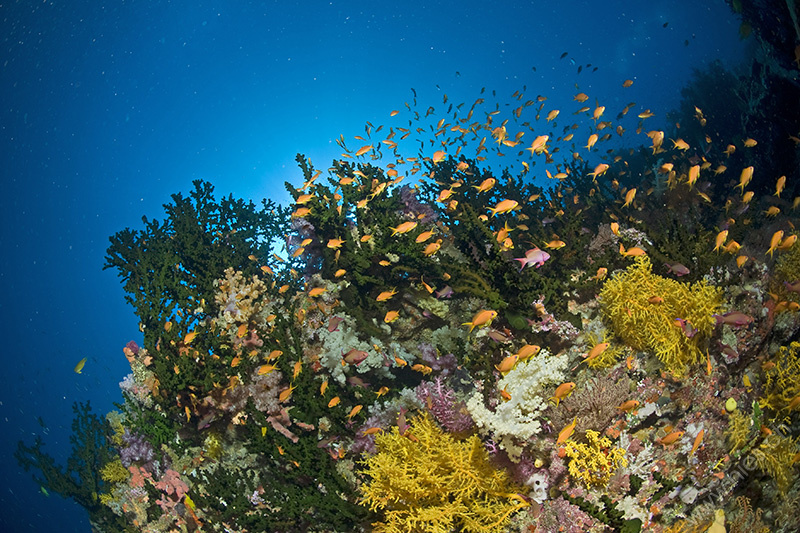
125,340,140,355
418,343,458,375
415,377,474,433
398,185,437,223
119,429,158,473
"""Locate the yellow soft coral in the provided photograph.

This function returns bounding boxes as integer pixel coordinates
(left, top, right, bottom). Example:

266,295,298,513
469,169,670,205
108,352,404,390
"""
599,256,722,377
760,341,800,418
359,412,528,533
750,434,800,494
563,429,627,488
100,459,131,485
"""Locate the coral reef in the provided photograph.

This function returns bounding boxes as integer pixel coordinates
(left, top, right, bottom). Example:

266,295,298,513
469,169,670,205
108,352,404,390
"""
599,256,722,377
359,412,529,533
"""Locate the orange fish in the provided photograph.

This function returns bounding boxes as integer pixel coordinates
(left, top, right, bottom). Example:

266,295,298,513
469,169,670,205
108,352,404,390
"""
544,239,566,249
690,429,705,456
713,230,728,252
584,342,610,362
743,138,757,147
309,287,326,298
514,344,541,361
622,79,634,87
592,267,608,282
489,199,519,217
588,163,609,180
656,430,684,447
390,220,418,235
473,178,497,193
617,400,640,413
549,382,576,406
767,230,784,256
376,288,397,302
585,133,599,150
416,230,435,243
495,354,519,374
622,188,636,207
527,135,549,155
347,405,363,419
384,310,400,323
736,166,754,191
687,165,700,187
557,417,578,445
279,384,297,402
619,243,646,257
354,145,373,157
462,309,498,332
671,138,690,150
774,175,786,197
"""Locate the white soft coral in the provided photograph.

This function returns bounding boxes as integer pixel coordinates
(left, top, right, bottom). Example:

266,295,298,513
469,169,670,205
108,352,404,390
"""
466,349,568,461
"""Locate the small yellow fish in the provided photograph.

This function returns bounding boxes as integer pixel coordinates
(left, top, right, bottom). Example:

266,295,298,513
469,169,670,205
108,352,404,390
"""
73,357,87,374
489,199,519,217
736,166,754,191
354,144,373,157
347,404,363,419
556,417,578,445
495,354,519,374
184,331,199,345
774,175,786,197
656,430,684,447
585,133,599,150
462,309,498,332
767,230,784,256
592,267,608,282
422,240,442,256
320,380,328,396
619,243,646,257
416,230,435,243
308,287,327,298
376,288,397,302
514,344,541,361
713,230,729,252
672,138,690,150
257,364,277,375
610,222,620,236
384,310,400,323
278,384,297,402
334,268,347,278
549,382,576,406
617,400,640,413
473,177,496,193
743,137,757,147
690,429,705,456
328,396,340,408
622,188,636,207
411,363,433,374
390,220,418,235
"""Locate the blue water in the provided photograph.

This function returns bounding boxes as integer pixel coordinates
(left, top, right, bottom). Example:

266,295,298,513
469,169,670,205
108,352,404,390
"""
0,1,746,531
